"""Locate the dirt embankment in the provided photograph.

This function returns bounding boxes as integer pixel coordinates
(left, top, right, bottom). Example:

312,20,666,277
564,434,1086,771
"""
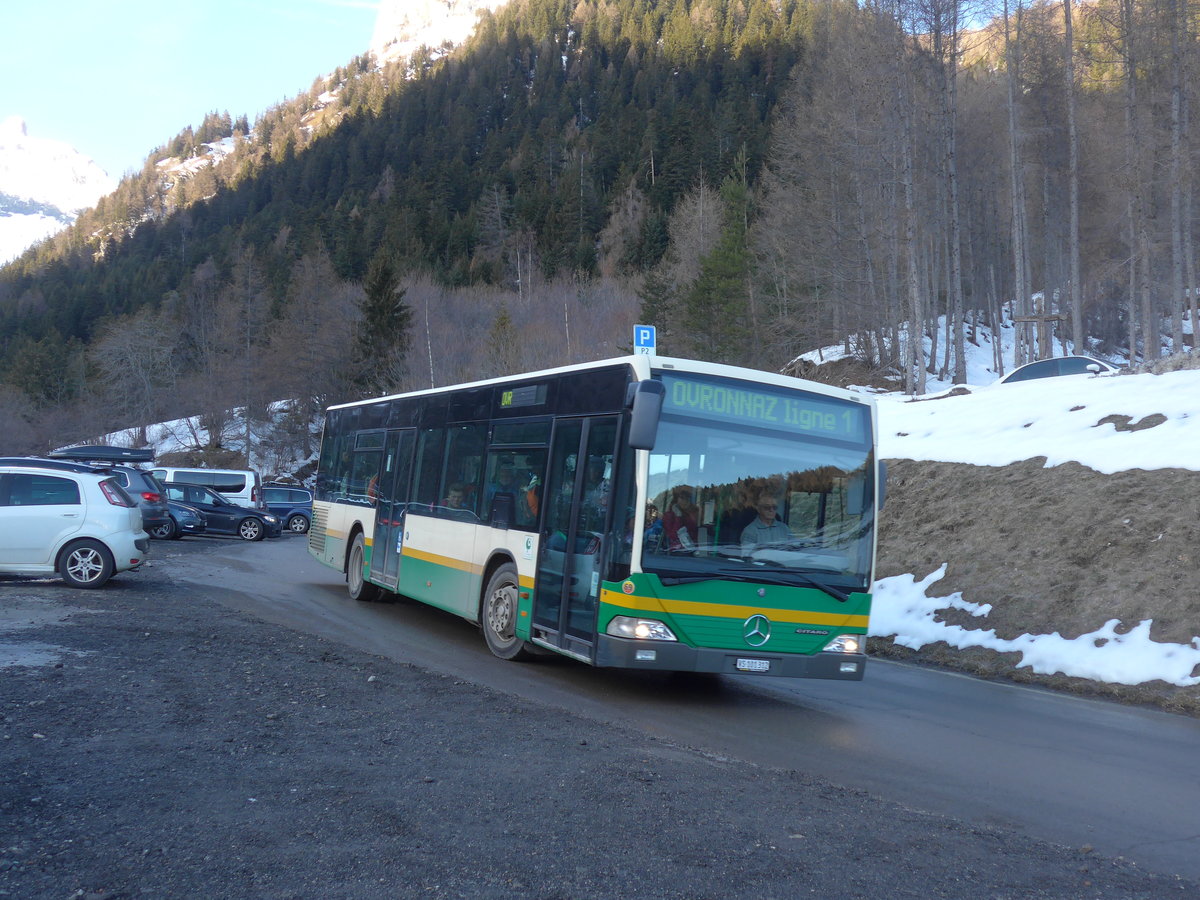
874,457,1200,717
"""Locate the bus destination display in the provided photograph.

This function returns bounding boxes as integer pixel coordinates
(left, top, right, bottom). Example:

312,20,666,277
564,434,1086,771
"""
659,374,867,441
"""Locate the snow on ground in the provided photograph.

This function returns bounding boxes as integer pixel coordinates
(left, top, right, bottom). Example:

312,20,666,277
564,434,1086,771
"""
858,320,1200,688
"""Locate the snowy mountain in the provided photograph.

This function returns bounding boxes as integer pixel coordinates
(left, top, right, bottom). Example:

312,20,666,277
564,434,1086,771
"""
0,116,114,265
370,0,510,65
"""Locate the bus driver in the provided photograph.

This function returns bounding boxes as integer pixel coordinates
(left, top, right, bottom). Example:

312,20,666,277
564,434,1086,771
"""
740,495,792,554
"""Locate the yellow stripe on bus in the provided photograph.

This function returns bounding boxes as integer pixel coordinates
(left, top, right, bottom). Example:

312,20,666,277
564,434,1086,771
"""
403,546,483,574
601,589,870,628
400,546,535,589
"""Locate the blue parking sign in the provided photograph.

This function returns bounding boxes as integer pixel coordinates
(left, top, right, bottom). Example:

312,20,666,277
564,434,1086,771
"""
634,324,656,355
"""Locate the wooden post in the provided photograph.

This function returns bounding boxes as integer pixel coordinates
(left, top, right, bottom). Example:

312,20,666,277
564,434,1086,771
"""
1013,303,1067,360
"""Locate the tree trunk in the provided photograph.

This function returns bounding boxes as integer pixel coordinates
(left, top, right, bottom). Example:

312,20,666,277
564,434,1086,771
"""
1169,0,1186,355
1003,0,1031,370
1064,0,1083,355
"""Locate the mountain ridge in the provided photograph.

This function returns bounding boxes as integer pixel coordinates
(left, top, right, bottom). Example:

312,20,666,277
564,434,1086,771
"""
0,116,114,264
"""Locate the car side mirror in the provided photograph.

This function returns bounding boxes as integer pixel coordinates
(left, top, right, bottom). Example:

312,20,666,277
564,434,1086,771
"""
1086,363,1101,375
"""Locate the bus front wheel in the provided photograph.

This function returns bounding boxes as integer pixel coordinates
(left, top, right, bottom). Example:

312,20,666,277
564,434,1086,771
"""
348,533,383,602
482,563,531,661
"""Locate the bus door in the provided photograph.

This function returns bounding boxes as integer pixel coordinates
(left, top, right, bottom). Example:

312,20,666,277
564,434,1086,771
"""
532,416,619,658
369,428,416,591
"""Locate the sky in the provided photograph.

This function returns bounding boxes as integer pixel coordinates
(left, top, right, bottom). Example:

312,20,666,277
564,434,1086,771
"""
2,1,379,180
861,324,1200,689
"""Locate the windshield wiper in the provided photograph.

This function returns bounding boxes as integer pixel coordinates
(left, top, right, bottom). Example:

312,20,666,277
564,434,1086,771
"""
656,571,760,586
652,569,851,600
748,559,852,602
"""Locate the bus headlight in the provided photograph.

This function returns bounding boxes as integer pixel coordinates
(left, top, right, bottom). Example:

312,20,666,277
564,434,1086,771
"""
825,634,863,654
607,616,677,641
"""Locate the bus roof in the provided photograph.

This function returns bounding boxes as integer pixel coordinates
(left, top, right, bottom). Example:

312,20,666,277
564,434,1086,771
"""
326,355,874,412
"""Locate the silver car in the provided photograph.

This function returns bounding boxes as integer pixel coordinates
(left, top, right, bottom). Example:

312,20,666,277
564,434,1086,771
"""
0,457,150,588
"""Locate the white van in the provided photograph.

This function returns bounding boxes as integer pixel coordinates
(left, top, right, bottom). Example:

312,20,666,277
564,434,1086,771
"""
151,466,264,509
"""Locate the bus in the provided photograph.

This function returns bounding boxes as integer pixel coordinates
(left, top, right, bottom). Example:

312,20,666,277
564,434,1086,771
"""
308,355,884,680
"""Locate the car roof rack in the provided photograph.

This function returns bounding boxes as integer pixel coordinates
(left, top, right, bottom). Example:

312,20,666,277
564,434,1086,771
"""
48,445,155,464
0,457,110,475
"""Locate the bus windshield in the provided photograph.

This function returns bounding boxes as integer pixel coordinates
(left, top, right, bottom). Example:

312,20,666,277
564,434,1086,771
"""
642,373,875,593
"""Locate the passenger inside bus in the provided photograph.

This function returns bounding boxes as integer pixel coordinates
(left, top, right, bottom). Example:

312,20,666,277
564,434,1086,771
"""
439,482,475,518
484,456,537,527
661,485,699,552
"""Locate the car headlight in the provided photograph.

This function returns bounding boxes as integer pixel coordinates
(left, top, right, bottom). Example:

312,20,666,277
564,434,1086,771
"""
824,634,863,654
263,515,278,523
606,616,677,641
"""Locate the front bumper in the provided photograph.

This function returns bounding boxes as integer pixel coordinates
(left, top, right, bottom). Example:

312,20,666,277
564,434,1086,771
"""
595,635,866,680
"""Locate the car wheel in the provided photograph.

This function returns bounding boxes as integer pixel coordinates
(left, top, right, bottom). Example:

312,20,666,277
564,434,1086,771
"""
59,539,115,589
150,518,178,540
287,513,309,534
347,532,382,602
238,518,265,541
481,562,531,660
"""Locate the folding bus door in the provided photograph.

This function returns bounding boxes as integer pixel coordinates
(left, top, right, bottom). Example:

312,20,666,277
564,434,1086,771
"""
532,416,619,659
369,428,416,591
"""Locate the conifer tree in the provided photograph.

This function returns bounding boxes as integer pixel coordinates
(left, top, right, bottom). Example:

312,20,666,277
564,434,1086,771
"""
682,152,753,365
485,303,520,378
355,252,412,395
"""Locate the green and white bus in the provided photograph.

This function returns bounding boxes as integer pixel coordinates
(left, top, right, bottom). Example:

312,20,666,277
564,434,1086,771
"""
308,355,884,679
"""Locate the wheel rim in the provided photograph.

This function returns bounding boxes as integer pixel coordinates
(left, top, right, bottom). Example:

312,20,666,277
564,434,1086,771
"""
289,515,307,533
486,579,518,643
152,523,171,538
66,547,104,584
240,519,262,540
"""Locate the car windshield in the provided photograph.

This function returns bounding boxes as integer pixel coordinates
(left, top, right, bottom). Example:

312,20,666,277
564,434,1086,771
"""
640,373,877,593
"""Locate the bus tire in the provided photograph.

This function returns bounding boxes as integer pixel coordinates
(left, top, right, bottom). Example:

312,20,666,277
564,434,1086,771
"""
347,532,383,602
481,562,531,661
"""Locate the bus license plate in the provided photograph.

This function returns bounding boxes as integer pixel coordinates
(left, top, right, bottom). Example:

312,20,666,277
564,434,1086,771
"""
736,658,771,673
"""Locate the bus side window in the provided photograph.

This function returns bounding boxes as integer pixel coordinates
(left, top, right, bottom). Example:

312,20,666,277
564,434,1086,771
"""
350,451,381,505
445,424,486,514
413,429,447,512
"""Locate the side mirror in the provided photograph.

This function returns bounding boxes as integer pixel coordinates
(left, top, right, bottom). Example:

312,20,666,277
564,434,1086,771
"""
1086,363,1101,375
628,380,665,451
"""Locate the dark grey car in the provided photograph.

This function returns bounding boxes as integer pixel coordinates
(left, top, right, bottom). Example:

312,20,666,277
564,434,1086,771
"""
160,482,282,541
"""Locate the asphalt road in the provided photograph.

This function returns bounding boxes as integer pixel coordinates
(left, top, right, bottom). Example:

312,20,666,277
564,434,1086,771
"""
170,535,1200,884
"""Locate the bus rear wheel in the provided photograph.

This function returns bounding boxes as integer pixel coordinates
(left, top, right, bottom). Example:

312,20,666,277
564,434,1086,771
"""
482,563,531,660
348,532,382,602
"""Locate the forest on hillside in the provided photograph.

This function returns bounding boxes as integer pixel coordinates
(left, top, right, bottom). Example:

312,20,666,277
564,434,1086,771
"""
0,0,1198,455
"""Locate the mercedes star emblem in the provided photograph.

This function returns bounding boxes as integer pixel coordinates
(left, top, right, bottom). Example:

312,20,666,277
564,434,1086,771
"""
743,614,771,647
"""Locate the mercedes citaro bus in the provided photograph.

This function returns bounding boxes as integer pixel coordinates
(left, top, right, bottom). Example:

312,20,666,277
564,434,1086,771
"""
308,355,884,680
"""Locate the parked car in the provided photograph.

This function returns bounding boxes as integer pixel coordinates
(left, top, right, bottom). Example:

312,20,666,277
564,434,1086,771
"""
998,355,1116,384
262,483,313,534
47,446,172,536
0,457,150,588
150,500,208,540
160,482,281,541
150,466,265,510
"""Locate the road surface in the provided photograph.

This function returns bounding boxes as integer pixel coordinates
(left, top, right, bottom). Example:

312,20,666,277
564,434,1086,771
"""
171,535,1200,882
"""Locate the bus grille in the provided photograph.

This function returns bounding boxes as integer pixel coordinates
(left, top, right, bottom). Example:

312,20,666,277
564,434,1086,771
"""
308,505,328,555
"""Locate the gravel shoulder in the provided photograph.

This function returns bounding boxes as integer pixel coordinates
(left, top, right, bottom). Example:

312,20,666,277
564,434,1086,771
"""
2,541,1194,899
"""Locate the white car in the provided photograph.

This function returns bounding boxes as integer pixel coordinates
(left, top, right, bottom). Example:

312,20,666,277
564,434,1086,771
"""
0,458,150,588
998,355,1116,384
